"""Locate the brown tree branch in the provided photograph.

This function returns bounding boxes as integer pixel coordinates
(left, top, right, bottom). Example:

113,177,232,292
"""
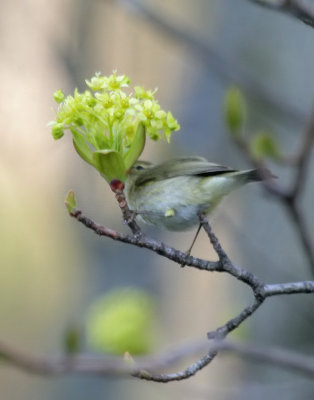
216,340,314,378
232,107,314,274
110,181,143,236
69,205,314,295
265,280,314,295
281,201,314,273
290,108,314,198
1,204,313,382
69,209,219,272
50,207,311,381
2,337,314,380
208,298,264,340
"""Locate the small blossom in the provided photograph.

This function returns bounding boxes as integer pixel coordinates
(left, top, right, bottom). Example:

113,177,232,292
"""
86,72,106,91
53,90,65,104
167,112,180,130
134,86,157,100
96,92,114,108
107,73,130,91
51,122,64,139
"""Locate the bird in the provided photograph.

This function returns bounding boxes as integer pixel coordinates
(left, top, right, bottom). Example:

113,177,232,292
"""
124,156,276,232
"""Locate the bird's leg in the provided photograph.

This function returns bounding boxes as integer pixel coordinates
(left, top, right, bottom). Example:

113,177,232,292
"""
126,209,138,223
180,224,202,268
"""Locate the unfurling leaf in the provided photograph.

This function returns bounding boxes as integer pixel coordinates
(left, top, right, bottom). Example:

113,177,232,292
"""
250,131,280,160
123,123,146,170
224,86,246,137
93,150,126,183
65,190,77,213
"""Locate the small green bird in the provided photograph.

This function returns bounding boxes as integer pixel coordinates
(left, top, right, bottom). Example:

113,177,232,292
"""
125,156,276,231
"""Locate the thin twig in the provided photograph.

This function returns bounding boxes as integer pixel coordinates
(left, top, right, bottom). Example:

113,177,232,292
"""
0,338,210,378
291,108,314,198
70,206,314,295
134,351,217,382
69,208,219,272
216,340,314,378
265,280,314,296
233,109,314,274
0,205,313,381
109,181,143,236
198,213,265,295
247,0,314,28
2,337,314,379
208,298,264,340
282,201,314,273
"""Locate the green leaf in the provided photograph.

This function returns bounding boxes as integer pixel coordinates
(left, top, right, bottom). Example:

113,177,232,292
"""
123,123,146,170
65,190,76,213
72,130,95,167
93,149,126,182
224,86,246,136
250,131,280,160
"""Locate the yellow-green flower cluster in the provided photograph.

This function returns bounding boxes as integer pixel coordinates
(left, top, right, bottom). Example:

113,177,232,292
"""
50,72,180,183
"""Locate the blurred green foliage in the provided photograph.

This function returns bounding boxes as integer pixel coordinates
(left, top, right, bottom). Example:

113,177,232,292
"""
223,86,246,137
250,131,280,160
86,288,156,355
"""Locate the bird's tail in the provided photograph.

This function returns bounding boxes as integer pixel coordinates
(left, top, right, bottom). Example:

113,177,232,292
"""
245,168,277,182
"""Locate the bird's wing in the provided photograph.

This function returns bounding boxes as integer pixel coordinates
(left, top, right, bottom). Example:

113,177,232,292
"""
135,157,236,186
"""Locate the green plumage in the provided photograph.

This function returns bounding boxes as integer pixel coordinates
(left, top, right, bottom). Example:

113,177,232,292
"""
124,157,275,231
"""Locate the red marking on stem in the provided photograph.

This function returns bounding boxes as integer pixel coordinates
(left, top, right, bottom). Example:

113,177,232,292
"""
110,179,125,192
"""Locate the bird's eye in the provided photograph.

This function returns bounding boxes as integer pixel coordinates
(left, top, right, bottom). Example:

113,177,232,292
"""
135,165,144,170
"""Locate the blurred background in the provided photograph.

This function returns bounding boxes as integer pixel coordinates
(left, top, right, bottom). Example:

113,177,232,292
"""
1,0,314,399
